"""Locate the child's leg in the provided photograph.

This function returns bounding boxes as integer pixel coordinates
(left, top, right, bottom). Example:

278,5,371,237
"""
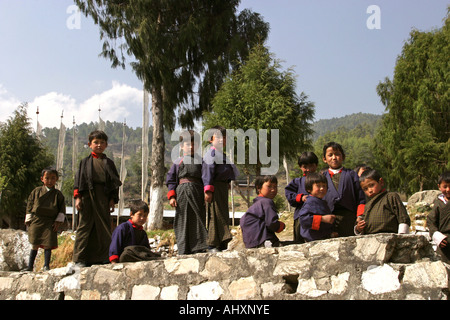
44,247,52,270
25,245,40,271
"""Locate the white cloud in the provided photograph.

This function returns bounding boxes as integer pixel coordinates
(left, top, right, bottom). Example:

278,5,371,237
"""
0,81,144,130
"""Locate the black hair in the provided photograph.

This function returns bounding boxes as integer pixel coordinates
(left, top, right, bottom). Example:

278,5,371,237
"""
304,172,327,193
359,169,382,183
88,130,108,143
207,125,226,141
438,171,450,185
41,167,59,178
298,152,319,167
322,141,345,158
254,175,278,193
129,200,149,215
179,129,200,144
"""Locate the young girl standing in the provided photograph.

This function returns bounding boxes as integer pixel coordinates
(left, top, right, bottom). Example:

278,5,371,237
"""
321,142,365,237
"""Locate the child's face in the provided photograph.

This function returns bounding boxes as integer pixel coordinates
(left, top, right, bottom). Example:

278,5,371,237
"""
130,209,148,228
309,182,327,199
211,133,226,151
323,147,345,169
300,163,317,176
181,140,197,156
88,138,108,155
360,178,384,198
258,181,278,199
438,180,450,201
41,172,58,189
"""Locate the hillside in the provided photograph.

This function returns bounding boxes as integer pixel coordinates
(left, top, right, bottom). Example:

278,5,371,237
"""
311,112,382,141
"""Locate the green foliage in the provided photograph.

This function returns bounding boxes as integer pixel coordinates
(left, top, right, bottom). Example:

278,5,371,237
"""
0,104,54,223
374,10,450,194
75,0,269,130
203,44,315,175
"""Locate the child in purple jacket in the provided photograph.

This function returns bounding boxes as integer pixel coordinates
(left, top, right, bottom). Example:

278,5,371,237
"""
285,151,319,243
299,173,336,242
240,175,286,248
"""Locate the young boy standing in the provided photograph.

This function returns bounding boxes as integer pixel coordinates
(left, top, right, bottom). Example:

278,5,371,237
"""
109,200,157,263
355,169,410,235
202,126,238,252
298,172,336,242
322,142,365,237
427,171,450,263
285,151,319,243
24,167,66,271
73,130,122,267
240,175,285,248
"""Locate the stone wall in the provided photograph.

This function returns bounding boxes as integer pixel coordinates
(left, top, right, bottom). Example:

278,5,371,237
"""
0,231,448,300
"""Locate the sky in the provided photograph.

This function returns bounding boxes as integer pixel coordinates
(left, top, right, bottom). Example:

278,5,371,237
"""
0,0,448,130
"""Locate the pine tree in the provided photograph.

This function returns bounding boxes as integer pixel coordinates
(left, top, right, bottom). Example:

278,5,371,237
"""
0,104,54,229
75,0,269,229
203,44,315,176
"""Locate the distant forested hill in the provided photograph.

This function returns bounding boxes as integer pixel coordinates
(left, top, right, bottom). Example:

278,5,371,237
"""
311,112,382,141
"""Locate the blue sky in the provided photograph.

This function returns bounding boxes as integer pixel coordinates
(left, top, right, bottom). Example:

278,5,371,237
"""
0,0,448,129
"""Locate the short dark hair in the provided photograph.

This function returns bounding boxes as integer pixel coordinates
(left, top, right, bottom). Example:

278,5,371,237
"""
298,152,319,167
41,167,59,178
89,130,108,143
179,130,200,144
254,175,278,193
359,169,382,183
438,171,450,185
129,200,149,215
304,172,327,193
207,125,226,141
322,142,345,158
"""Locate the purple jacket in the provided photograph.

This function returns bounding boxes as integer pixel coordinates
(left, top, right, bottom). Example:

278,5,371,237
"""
322,168,365,214
109,220,150,262
285,176,309,220
202,146,238,193
240,196,283,248
299,196,333,242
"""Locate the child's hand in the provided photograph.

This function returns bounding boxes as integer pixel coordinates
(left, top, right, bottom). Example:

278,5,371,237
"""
440,238,448,248
356,219,366,233
75,198,82,211
53,221,62,232
205,191,213,203
321,214,336,224
302,195,309,202
169,198,177,207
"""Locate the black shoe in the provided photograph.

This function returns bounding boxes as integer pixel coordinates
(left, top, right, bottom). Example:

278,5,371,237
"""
42,266,50,271
21,266,33,272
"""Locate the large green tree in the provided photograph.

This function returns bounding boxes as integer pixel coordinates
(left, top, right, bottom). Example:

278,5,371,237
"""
75,0,269,229
203,44,315,176
0,105,54,229
374,9,449,194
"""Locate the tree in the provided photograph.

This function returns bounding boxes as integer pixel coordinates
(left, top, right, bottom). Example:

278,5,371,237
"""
203,44,315,176
374,9,449,194
75,0,269,229
0,105,54,229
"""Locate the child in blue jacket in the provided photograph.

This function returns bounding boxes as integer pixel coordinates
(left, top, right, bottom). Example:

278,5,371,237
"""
299,172,336,242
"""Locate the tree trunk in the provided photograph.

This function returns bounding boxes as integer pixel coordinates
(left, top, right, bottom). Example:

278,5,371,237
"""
147,86,164,230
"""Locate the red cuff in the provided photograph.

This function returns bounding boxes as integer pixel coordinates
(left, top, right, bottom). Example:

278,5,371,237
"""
277,221,286,233
167,190,176,200
296,193,303,203
312,215,322,230
357,204,365,216
204,185,215,193
109,255,119,262
73,189,81,198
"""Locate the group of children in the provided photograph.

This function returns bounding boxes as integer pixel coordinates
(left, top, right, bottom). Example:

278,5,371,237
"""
22,129,450,271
